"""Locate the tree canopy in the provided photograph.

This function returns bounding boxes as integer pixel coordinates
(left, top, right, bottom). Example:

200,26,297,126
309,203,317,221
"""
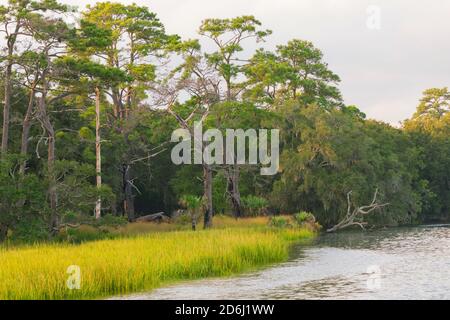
0,0,448,242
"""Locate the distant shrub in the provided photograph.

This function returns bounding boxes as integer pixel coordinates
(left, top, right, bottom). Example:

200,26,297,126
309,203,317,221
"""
95,215,128,228
242,196,269,216
293,212,321,232
0,154,48,242
60,213,127,229
173,212,191,225
269,216,290,228
54,214,127,244
294,212,316,225
62,225,115,244
10,216,49,243
268,213,320,232
179,195,203,230
63,211,79,224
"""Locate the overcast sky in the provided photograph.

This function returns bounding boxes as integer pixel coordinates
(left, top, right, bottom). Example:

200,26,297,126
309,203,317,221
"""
5,0,450,124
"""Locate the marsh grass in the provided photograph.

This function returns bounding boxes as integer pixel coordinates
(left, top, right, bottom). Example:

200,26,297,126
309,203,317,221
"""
0,224,314,300
56,215,278,244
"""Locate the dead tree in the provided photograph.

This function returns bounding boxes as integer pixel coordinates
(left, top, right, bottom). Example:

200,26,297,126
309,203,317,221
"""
327,189,389,233
20,75,39,174
155,51,220,229
36,75,59,234
166,100,214,228
95,87,102,219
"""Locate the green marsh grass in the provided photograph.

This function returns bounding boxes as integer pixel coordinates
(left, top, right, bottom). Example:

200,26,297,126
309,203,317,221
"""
0,225,314,300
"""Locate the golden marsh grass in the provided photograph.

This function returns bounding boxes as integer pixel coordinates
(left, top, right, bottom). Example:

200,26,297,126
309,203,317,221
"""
0,224,314,300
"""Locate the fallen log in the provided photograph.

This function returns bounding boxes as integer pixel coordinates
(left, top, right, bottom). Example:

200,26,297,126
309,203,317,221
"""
136,212,168,223
327,189,389,233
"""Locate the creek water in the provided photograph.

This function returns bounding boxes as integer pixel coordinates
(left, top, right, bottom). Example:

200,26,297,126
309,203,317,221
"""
118,225,450,300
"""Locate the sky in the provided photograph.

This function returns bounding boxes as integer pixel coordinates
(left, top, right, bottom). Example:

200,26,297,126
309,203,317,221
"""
5,0,450,124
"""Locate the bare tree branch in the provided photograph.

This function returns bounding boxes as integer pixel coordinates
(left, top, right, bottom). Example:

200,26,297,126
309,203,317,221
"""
327,188,390,233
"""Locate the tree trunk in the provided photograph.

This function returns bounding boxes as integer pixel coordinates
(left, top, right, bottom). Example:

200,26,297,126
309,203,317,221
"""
20,84,37,174
111,202,118,216
111,82,134,220
95,87,102,219
111,87,122,120
2,61,12,155
203,165,213,229
48,132,58,234
224,76,242,218
37,72,58,234
125,86,132,119
191,211,197,231
227,165,242,218
41,105,58,233
0,224,8,242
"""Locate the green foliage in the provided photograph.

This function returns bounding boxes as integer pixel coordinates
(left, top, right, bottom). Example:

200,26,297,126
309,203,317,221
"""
54,214,127,244
95,214,128,228
199,16,271,98
413,87,449,119
212,172,229,214
179,194,203,210
271,103,425,228
10,216,49,243
69,19,113,53
241,196,269,217
0,0,448,244
269,216,291,228
170,166,203,198
61,226,115,244
404,88,450,221
0,155,48,241
244,39,342,108
54,160,115,219
54,56,131,89
173,212,192,226
294,212,316,225
179,194,203,230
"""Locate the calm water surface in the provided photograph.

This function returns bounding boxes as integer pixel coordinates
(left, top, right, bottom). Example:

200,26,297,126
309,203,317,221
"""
119,225,450,300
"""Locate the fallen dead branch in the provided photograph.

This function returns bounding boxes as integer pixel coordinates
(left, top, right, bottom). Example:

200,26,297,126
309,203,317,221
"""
327,189,389,233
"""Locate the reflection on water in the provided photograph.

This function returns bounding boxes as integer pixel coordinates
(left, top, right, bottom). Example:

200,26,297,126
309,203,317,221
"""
118,225,450,300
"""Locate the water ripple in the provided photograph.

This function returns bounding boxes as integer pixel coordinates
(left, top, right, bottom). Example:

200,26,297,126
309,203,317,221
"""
116,225,450,300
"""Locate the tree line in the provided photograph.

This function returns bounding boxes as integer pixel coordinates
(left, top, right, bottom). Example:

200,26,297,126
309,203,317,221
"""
0,0,448,241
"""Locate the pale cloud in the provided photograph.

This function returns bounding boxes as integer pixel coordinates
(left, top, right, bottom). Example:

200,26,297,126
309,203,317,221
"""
2,0,449,124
